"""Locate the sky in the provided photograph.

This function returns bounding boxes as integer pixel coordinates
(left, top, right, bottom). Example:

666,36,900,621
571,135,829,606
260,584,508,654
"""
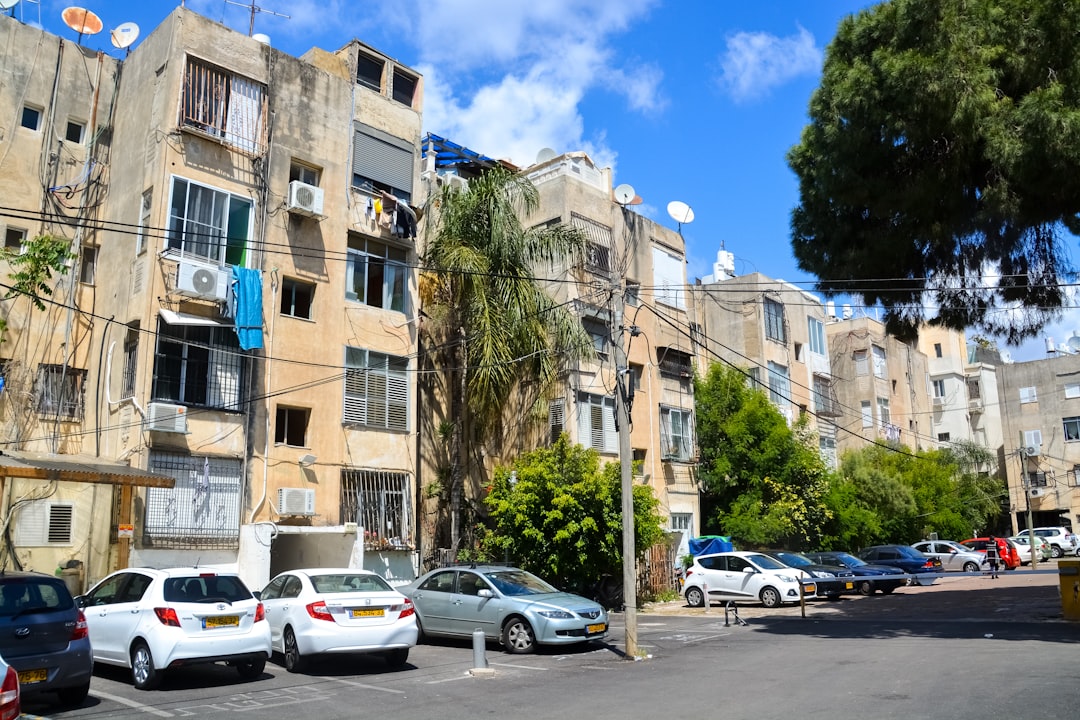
15,0,1079,362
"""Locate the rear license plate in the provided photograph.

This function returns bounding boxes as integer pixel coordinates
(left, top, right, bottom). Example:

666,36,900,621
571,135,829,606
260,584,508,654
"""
587,623,606,634
844,582,854,590
351,608,385,618
18,668,46,685
205,615,239,628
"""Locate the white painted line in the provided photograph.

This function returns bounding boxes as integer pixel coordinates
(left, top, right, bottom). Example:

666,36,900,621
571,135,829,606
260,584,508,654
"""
93,689,175,718
490,662,547,671
426,673,475,684
328,678,404,694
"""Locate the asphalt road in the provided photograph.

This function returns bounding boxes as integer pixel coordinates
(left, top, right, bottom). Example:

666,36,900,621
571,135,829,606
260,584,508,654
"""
21,565,1080,720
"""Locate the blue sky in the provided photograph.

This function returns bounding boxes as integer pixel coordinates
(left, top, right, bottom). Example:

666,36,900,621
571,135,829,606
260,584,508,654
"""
19,0,1074,361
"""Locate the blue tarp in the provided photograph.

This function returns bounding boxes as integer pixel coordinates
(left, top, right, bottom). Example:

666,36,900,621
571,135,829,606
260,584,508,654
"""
688,536,734,556
231,266,264,350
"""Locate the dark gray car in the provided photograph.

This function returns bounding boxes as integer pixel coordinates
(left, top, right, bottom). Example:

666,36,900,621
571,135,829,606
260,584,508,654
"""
0,571,93,707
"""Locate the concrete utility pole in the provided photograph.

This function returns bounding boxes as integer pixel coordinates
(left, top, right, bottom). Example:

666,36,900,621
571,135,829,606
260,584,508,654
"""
612,277,638,659
1020,447,1037,569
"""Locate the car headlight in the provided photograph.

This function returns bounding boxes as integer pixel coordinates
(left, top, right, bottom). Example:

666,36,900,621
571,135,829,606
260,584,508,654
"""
776,575,796,583
813,570,835,578
537,610,574,619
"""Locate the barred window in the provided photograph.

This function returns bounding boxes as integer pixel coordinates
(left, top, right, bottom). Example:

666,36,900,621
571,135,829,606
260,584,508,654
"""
36,365,86,420
180,57,267,155
341,469,412,550
144,452,242,549
344,347,408,431
122,324,139,399
152,318,245,410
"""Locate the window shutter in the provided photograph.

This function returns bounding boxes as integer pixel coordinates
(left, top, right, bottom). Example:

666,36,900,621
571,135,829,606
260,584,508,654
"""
590,403,604,449
353,126,414,195
603,396,617,452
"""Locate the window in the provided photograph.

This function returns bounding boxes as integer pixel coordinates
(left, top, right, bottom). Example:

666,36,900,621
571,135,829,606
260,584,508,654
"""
1020,386,1037,403
1023,429,1043,448
340,469,412,549
932,379,946,398
670,513,692,532
14,502,74,545
808,317,826,355
122,324,139,399
877,397,890,427
180,57,267,154
812,375,836,415
392,68,418,106
352,125,415,202
136,189,152,255
854,349,868,376
289,162,320,186
660,406,693,461
346,236,407,312
934,343,942,358
872,345,886,378
275,406,310,446
628,363,644,396
938,432,951,442
767,361,790,405
356,52,384,91
1027,471,1048,487
764,298,785,342
549,398,565,444
577,392,616,453
152,318,244,409
625,281,640,306
657,347,693,377
79,246,96,284
65,120,85,144
582,317,608,356
36,365,86,420
20,106,41,130
280,278,314,319
344,347,408,431
652,247,686,309
967,378,982,401
145,452,242,548
167,177,252,266
1066,383,1080,400
861,400,873,428
1065,417,1080,442
4,227,26,253
570,214,613,274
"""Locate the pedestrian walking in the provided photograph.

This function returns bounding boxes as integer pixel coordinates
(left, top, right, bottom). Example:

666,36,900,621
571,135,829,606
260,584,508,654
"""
986,534,1000,578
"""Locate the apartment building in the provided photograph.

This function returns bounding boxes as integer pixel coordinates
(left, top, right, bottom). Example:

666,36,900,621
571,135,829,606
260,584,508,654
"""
0,8,423,591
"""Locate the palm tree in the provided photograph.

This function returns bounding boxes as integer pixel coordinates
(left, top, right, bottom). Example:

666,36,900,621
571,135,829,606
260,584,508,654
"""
420,165,592,552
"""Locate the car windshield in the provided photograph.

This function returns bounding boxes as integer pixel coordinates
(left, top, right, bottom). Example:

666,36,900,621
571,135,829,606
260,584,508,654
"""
774,552,811,567
311,574,393,594
0,578,73,617
484,569,558,596
745,554,787,570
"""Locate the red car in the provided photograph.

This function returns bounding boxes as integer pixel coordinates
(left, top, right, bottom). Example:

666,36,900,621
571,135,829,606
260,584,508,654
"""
960,537,1021,570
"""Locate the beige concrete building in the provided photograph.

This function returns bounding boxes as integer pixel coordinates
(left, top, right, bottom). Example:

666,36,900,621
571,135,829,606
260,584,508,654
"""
0,8,423,591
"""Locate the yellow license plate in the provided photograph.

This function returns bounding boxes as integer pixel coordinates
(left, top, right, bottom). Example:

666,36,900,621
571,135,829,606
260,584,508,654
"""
587,623,606,634
351,608,385,618
205,615,239,628
18,668,46,685
844,582,854,590
804,584,816,595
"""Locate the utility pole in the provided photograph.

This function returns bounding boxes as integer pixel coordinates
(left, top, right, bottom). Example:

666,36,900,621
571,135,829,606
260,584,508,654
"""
1020,447,1037,569
612,276,637,659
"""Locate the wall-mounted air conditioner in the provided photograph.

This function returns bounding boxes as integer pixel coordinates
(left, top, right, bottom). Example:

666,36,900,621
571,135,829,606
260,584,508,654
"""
278,487,316,516
932,396,944,407
176,262,230,302
1025,445,1042,458
146,402,188,433
1028,488,1044,498
287,180,324,217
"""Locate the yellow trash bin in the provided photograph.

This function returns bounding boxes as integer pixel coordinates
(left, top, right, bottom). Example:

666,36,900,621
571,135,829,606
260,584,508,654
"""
1059,560,1080,621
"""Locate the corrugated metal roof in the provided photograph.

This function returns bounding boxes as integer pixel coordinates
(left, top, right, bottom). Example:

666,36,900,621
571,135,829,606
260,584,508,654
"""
0,451,176,488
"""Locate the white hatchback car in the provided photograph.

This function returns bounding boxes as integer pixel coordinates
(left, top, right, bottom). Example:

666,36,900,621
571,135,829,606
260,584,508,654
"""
77,568,271,690
259,568,417,673
683,551,813,608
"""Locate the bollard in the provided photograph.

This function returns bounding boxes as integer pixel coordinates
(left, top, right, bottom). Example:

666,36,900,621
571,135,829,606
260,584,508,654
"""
472,628,488,669
703,582,709,613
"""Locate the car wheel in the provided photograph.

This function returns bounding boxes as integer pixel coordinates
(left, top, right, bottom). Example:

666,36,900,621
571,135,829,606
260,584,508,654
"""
414,615,427,642
57,681,91,706
685,586,705,608
131,640,162,691
384,648,409,667
858,580,874,596
501,617,536,654
283,627,308,673
759,586,781,609
1052,545,1064,558
963,561,980,573
235,655,266,680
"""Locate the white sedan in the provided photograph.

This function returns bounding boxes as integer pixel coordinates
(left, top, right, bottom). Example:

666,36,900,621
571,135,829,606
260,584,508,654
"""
259,569,417,673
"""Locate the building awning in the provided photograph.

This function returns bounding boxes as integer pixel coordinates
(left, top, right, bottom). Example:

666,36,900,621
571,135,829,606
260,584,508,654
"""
0,451,176,488
159,309,228,327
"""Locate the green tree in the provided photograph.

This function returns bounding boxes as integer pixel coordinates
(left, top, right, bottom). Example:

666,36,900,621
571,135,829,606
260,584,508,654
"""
420,167,592,551
477,435,665,591
788,0,1080,342
695,363,832,549
0,233,75,342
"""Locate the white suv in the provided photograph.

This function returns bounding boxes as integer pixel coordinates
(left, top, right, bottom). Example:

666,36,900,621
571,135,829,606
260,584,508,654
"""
683,551,813,609
78,568,271,690
1016,527,1079,558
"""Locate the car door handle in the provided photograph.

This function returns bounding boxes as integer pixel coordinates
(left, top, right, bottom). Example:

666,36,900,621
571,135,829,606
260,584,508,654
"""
452,599,463,605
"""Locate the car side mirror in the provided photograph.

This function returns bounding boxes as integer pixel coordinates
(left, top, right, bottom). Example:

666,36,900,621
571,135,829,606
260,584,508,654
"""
477,588,493,598
742,567,756,574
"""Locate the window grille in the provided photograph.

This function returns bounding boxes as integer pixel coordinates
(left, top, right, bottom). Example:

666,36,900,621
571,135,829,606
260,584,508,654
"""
152,318,245,410
180,57,267,155
341,469,412,550
144,452,241,548
36,365,85,420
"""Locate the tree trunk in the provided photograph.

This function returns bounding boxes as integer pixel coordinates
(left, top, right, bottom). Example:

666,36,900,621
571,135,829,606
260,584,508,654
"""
449,324,467,554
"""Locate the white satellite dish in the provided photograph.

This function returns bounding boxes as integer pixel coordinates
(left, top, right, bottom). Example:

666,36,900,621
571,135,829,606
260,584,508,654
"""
252,33,271,45
535,147,557,164
614,184,636,205
110,22,140,49
667,200,695,225
1067,335,1080,353
0,0,21,12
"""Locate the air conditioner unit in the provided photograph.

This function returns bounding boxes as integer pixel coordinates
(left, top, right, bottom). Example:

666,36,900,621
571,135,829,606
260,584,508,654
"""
176,262,230,302
146,402,188,433
287,180,324,217
932,396,945,406
1028,488,1045,498
1025,445,1041,458
278,487,316,516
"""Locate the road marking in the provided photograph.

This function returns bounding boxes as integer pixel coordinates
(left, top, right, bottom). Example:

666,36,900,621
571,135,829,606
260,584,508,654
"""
93,689,175,718
426,673,475,684
328,678,404,694
490,662,547,671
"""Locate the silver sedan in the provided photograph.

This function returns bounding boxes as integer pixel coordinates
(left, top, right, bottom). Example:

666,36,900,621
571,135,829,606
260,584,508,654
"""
911,541,985,572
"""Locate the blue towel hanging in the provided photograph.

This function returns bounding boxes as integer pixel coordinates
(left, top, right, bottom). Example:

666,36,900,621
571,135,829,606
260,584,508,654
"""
231,266,264,350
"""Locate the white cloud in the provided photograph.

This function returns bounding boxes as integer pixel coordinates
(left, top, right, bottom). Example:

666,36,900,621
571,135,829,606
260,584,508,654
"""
718,26,822,104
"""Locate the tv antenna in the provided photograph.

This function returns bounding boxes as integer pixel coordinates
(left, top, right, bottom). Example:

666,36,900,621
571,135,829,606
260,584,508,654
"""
667,200,695,233
224,0,290,36
61,6,102,45
109,21,140,56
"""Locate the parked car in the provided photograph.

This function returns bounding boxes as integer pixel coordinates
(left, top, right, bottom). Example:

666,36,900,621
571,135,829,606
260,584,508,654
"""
1009,534,1052,563
1015,527,1079,558
759,550,856,599
805,551,907,596
911,540,984,572
0,571,92,707
260,568,417,673
403,566,607,654
858,545,944,584
960,537,1021,570
683,551,814,608
0,652,20,720
77,567,271,690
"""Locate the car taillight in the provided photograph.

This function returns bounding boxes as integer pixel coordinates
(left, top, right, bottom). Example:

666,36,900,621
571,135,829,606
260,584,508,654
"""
0,665,19,720
685,569,694,579
922,560,934,569
306,601,334,621
254,602,266,623
398,599,415,619
71,609,89,640
154,607,181,627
